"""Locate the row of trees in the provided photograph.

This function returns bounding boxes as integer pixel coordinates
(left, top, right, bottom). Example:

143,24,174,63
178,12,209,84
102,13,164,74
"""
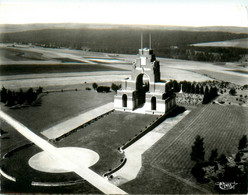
190,135,248,193
92,83,121,93
0,87,43,107
167,80,218,104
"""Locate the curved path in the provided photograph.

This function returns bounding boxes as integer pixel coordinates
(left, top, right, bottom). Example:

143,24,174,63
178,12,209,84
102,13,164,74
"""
0,110,127,194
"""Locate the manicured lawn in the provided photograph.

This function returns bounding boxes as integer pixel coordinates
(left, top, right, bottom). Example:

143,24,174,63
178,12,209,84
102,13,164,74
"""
1,90,114,133
147,104,247,173
121,165,205,194
0,122,101,194
56,111,158,175
1,110,158,194
122,104,248,193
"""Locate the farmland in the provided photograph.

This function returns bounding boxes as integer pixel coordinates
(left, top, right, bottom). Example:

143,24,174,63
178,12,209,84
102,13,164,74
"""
0,64,125,76
191,38,248,49
121,104,248,193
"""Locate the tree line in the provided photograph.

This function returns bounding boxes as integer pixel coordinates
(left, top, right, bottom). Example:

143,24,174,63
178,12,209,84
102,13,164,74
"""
190,135,248,194
166,80,218,104
0,87,43,107
2,28,247,62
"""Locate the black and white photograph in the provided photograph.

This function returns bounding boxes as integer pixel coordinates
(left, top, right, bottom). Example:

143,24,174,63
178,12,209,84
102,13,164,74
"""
0,0,247,194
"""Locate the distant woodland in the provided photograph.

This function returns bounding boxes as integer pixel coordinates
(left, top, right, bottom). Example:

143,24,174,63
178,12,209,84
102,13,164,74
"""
1,28,248,62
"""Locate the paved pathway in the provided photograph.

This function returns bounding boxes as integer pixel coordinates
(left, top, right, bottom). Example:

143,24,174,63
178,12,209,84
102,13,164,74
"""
0,110,127,194
42,103,114,139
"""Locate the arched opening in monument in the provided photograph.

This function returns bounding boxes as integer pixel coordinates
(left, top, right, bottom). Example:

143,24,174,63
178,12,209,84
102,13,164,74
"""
135,74,149,108
151,96,156,110
122,94,127,107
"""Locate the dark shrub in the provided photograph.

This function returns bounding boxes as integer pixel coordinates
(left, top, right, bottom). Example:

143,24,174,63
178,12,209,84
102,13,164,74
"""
97,86,110,93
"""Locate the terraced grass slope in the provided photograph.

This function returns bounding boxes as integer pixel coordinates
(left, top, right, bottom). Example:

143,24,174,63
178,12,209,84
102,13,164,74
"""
121,104,248,193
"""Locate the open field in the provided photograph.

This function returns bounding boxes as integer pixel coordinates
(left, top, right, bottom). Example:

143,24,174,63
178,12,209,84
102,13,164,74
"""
191,38,248,49
0,72,130,90
0,47,45,61
1,44,247,90
0,89,114,132
0,64,125,76
193,69,248,86
121,104,248,193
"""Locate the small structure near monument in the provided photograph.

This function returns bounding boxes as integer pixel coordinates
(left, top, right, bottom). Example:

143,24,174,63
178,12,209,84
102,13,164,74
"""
114,36,176,115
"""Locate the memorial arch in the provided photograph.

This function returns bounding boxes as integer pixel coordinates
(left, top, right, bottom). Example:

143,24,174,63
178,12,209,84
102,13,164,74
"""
114,42,176,115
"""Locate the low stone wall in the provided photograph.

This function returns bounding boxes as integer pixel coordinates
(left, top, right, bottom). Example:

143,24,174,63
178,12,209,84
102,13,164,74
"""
2,143,34,159
103,158,127,177
31,179,85,187
51,110,115,142
0,168,16,182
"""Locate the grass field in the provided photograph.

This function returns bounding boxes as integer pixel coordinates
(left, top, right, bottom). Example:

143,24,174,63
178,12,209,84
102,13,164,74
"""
0,89,114,133
56,111,158,175
121,165,205,194
0,47,44,61
121,104,248,193
194,69,248,86
1,110,157,194
0,122,101,194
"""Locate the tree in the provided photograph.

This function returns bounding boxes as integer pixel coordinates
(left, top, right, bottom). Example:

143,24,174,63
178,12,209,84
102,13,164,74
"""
195,84,200,94
191,135,205,162
191,163,207,183
92,83,98,90
202,90,210,104
36,86,43,94
111,83,121,93
190,84,195,94
229,88,237,96
209,149,218,163
238,135,247,151
172,80,180,92
17,89,25,104
0,87,7,103
186,82,192,93
96,86,110,93
200,85,204,94
235,152,244,163
205,85,209,95
218,154,228,166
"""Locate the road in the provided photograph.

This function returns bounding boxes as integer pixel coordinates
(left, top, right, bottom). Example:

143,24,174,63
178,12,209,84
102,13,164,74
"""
0,110,127,194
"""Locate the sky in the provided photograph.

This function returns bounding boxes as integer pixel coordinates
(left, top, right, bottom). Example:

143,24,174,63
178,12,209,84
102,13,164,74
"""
0,0,247,27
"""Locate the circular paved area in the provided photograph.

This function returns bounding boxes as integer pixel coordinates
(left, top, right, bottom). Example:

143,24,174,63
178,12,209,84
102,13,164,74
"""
29,147,99,173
